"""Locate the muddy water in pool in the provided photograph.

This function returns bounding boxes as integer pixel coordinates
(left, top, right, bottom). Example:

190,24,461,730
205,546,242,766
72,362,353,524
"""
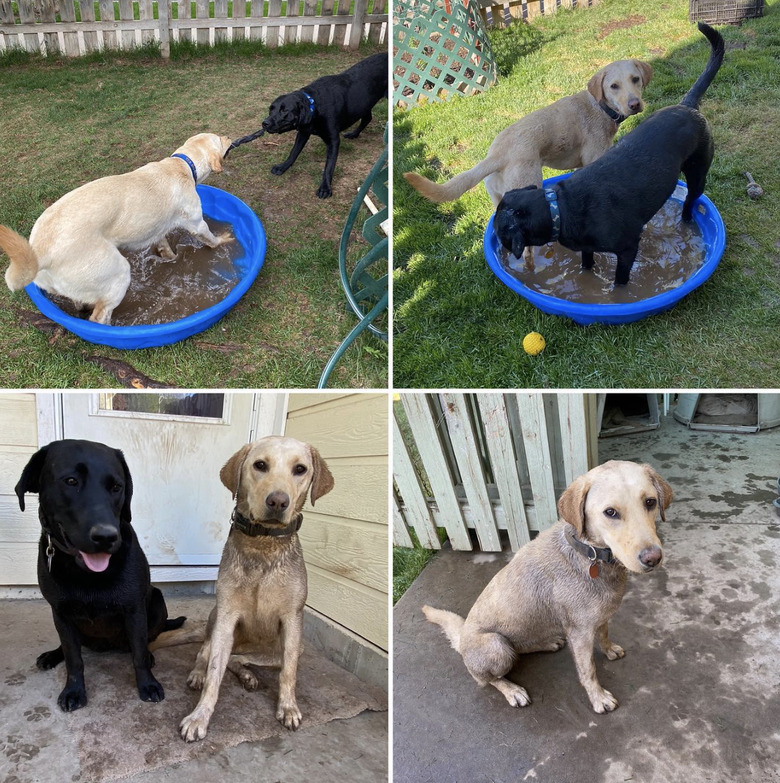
498,200,707,304
46,219,245,326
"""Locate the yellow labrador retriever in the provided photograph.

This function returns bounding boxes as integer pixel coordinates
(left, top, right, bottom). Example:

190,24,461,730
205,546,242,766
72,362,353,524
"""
404,59,652,207
180,436,334,742
424,460,671,714
0,133,233,325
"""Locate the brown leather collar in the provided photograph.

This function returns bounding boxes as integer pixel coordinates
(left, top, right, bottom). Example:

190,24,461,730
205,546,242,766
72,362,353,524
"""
564,526,615,578
230,508,303,538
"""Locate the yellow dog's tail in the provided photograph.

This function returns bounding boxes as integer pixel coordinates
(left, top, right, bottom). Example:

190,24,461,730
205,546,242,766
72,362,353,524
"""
404,156,500,203
422,604,465,653
0,225,39,291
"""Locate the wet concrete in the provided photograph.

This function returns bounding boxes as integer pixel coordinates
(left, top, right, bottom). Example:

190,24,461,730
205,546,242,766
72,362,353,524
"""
393,409,780,783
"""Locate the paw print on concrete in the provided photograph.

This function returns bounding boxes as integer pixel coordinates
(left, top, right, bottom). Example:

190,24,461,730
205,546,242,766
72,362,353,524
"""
2,734,41,764
4,673,26,686
24,705,51,723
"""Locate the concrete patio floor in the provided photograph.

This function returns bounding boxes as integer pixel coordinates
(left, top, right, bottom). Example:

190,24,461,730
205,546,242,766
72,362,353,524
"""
0,594,387,783
393,408,780,783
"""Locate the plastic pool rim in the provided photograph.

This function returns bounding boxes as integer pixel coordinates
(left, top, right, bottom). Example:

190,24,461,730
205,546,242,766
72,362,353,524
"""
25,185,266,349
484,173,726,325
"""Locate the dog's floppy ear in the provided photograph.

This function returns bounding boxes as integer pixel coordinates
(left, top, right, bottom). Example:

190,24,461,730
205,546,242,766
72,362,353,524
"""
114,449,134,524
587,67,606,102
633,60,653,87
308,445,334,506
220,444,252,499
557,473,591,536
14,445,50,512
643,464,673,521
206,143,223,174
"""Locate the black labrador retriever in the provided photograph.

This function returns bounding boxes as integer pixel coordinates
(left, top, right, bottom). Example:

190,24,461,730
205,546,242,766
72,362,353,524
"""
495,23,724,286
15,439,185,712
230,51,387,199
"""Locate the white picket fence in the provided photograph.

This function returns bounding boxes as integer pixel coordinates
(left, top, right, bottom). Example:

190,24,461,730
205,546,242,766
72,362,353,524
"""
393,392,596,552
0,0,387,57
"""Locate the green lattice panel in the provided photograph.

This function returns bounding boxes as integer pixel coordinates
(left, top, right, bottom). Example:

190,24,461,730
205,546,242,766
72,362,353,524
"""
393,0,498,109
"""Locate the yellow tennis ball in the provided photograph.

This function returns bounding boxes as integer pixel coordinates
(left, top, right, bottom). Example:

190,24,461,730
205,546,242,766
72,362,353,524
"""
523,332,546,356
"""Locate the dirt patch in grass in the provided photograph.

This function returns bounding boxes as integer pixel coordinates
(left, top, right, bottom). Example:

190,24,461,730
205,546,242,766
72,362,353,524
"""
0,42,388,389
597,15,647,40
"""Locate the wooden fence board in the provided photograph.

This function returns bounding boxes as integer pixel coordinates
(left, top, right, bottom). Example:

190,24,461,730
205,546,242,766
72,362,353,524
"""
214,0,228,43
392,490,414,549
249,0,263,40
266,0,281,47
557,393,590,486
478,393,530,550
195,0,209,45
300,0,317,43
77,0,98,53
233,0,246,41
98,0,118,49
401,395,471,551
317,0,334,44
334,0,349,46
139,0,154,45
393,415,440,550
117,0,136,48
441,393,500,552
58,0,80,56
285,0,299,44
369,0,385,44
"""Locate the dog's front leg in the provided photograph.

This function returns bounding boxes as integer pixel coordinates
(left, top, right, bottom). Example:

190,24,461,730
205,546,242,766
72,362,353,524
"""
277,611,304,730
272,130,311,176
581,250,595,270
124,606,164,703
317,133,341,199
596,622,625,661
614,243,640,286
180,611,238,742
567,625,618,714
50,610,87,712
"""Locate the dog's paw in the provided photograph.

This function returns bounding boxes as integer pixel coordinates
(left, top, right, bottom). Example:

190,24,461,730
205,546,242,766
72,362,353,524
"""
590,688,619,714
138,678,165,703
271,164,287,176
217,232,235,245
277,701,302,730
36,649,64,670
180,707,211,742
238,668,259,691
57,685,87,712
187,669,205,691
316,185,333,199
503,683,531,708
545,637,566,652
604,643,625,661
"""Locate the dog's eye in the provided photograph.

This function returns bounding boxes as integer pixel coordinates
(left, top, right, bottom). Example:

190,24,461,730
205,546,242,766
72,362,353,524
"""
110,483,123,494
645,498,657,510
610,83,619,90
64,477,78,487
293,464,307,475
604,507,619,519
253,460,268,473
632,76,640,84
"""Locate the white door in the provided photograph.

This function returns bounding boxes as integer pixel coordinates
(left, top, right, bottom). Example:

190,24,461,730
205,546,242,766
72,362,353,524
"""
51,392,286,581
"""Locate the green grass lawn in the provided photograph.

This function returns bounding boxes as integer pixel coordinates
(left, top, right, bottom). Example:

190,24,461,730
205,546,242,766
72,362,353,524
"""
0,41,387,388
393,0,780,389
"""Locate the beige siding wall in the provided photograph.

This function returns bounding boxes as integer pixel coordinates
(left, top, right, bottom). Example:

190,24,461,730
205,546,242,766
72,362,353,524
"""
285,392,388,651
0,394,41,584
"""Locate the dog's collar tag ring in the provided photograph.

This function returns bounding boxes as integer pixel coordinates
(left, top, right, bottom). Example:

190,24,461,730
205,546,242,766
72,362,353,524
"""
171,153,198,183
46,534,55,572
586,543,600,578
543,187,561,241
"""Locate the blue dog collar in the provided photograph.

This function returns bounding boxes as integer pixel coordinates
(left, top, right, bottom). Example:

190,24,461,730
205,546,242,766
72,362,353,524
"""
544,187,561,241
301,90,316,119
171,153,198,183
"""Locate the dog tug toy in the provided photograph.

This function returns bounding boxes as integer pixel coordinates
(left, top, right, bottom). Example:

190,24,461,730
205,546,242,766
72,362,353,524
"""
523,332,546,356
744,172,763,200
225,128,265,157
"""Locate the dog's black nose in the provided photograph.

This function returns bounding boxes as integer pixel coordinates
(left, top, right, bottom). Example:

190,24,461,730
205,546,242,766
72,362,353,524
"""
639,546,663,569
89,525,119,549
261,119,271,130
266,492,290,512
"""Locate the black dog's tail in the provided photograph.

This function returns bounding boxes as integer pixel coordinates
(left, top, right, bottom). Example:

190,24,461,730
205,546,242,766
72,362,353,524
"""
680,22,725,109
164,615,186,631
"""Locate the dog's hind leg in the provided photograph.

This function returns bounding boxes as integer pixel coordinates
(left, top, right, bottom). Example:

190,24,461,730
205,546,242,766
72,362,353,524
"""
344,112,373,139
462,630,530,707
317,132,342,199
680,144,713,222
36,646,64,670
272,130,311,176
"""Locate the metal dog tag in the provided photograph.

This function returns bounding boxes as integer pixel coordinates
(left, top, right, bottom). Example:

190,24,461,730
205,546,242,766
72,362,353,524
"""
46,535,55,572
588,562,600,579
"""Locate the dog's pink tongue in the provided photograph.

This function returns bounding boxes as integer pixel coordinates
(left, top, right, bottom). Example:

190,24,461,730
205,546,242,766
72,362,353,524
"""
80,551,111,572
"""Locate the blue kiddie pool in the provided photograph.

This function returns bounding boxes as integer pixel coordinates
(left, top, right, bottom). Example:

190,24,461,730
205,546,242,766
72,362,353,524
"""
25,185,266,349
484,173,726,326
